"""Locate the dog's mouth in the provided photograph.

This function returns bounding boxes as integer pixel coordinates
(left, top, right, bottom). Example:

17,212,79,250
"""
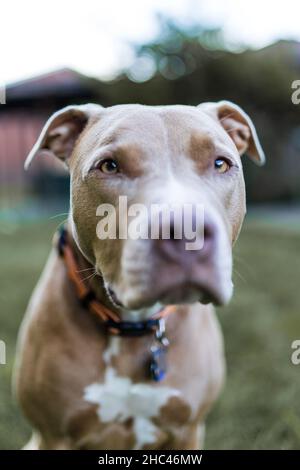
106,277,231,311
107,286,125,308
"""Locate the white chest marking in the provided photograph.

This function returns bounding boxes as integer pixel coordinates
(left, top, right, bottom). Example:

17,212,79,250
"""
84,338,180,449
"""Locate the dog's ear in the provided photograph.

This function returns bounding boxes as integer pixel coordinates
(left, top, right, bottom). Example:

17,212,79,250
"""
25,104,103,169
198,100,265,165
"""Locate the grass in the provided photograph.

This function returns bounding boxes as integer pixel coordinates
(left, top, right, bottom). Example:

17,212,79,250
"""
0,216,300,449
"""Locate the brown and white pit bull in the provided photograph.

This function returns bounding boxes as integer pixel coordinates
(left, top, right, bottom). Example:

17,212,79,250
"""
14,101,265,450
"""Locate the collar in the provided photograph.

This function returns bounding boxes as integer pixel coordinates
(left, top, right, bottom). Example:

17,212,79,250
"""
56,225,176,336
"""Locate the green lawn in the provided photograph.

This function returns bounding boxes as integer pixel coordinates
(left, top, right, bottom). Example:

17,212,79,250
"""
0,217,300,449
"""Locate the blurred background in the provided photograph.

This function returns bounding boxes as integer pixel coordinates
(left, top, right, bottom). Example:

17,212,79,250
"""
1,0,300,449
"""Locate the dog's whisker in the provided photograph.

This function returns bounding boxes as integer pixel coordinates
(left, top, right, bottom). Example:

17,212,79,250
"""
80,271,97,283
54,218,68,232
50,213,69,220
76,267,96,274
233,268,247,284
234,255,255,275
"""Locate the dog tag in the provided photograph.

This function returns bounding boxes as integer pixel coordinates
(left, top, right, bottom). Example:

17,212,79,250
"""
150,319,169,381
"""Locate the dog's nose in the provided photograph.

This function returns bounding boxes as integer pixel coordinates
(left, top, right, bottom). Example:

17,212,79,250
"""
155,215,216,267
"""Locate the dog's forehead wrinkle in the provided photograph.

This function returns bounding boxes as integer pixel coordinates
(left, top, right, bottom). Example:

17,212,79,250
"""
88,108,170,156
94,104,214,146
105,106,167,134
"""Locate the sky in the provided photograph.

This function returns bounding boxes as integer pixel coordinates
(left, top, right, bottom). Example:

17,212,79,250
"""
1,0,300,85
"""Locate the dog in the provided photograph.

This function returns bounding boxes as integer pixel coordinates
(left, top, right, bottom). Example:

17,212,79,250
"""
14,101,264,450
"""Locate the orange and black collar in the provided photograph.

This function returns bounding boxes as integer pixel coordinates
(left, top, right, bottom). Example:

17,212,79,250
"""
57,226,176,337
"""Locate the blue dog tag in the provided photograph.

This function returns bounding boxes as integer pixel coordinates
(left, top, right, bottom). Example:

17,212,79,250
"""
150,319,169,381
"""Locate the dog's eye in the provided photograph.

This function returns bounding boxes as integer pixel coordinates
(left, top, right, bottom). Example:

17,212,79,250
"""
98,159,119,175
214,158,231,174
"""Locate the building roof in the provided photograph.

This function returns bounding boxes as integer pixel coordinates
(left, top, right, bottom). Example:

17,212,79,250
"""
6,68,101,103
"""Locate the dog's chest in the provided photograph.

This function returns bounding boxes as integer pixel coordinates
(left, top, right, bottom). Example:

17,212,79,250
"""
81,337,191,449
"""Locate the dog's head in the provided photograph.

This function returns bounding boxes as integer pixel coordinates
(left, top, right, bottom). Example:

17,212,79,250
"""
26,102,264,312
